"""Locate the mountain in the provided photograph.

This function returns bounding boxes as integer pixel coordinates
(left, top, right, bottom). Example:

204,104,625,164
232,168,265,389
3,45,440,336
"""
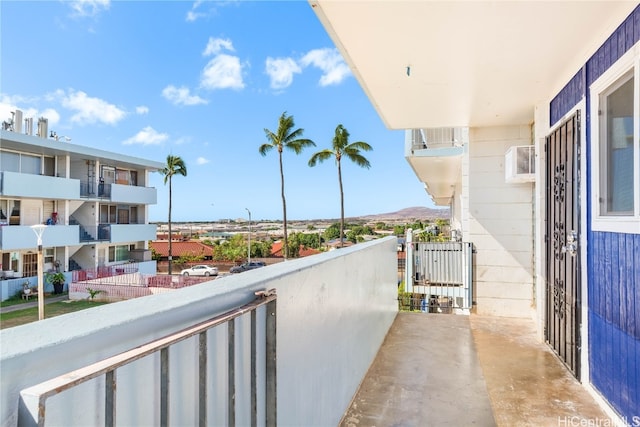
356,206,449,221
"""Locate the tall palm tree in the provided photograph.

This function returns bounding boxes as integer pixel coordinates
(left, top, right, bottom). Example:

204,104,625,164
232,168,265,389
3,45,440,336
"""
309,124,372,248
161,154,187,275
259,112,315,259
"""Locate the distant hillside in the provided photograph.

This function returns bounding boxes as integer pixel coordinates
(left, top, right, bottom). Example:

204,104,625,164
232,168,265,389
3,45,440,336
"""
357,206,449,221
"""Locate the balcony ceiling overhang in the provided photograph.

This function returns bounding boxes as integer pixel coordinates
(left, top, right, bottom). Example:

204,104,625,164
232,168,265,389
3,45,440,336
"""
310,1,637,129
407,150,462,206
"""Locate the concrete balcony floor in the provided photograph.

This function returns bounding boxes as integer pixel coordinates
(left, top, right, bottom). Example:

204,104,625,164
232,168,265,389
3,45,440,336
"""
341,312,613,427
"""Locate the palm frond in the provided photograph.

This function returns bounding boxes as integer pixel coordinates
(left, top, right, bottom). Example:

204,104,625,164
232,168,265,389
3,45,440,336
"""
162,155,188,183
347,141,373,152
345,152,371,169
308,149,334,166
259,143,274,156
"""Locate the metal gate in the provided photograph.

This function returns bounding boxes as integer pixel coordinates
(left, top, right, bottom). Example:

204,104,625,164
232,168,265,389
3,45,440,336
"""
545,110,581,378
405,239,473,313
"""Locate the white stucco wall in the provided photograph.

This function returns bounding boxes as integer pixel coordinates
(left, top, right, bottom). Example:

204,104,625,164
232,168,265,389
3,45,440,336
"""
0,237,398,426
464,126,535,317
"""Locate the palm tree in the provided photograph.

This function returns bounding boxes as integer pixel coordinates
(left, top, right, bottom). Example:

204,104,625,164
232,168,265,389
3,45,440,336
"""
161,154,187,275
259,112,315,259
309,124,372,248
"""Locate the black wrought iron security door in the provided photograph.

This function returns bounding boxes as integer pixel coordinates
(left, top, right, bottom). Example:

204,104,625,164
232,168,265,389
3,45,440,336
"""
545,111,581,378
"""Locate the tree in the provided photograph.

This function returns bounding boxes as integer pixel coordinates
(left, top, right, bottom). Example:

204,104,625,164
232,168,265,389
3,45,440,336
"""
161,155,187,275
216,234,248,262
309,124,372,248
259,112,315,259
324,223,341,241
393,225,406,236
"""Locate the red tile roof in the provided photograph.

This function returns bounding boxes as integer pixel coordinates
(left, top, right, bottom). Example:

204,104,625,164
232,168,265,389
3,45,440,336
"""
150,241,215,258
271,241,321,258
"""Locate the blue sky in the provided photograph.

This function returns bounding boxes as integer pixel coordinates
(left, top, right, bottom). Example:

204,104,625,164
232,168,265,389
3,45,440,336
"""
1,0,435,222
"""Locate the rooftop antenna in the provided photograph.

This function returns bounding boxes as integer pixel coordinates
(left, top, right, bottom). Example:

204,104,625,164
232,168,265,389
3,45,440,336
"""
2,111,15,131
50,131,71,142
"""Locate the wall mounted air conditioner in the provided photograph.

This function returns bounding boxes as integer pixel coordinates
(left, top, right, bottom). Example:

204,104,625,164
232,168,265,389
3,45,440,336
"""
505,145,535,183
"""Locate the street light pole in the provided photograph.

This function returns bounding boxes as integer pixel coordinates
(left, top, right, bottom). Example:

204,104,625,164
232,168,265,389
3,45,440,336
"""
30,224,47,321
245,208,251,264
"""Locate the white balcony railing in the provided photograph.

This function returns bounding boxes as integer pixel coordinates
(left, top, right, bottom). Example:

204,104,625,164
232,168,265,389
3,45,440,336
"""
110,183,157,204
0,237,398,426
0,224,80,251
0,171,80,200
409,128,467,151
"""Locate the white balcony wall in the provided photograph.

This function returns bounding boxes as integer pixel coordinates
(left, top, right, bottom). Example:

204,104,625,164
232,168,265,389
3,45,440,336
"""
0,237,398,426
466,125,535,318
0,225,79,251
0,171,80,199
109,224,157,243
110,184,156,204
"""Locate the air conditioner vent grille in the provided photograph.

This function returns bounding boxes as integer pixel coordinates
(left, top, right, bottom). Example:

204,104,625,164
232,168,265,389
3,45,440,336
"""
505,145,535,183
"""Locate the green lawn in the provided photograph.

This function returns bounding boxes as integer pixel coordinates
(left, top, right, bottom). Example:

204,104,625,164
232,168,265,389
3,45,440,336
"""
1,300,109,330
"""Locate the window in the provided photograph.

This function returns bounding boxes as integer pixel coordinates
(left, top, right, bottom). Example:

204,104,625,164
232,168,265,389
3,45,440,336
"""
108,245,130,262
117,206,129,224
0,151,19,172
100,204,134,224
591,43,640,233
44,248,54,265
0,151,42,174
21,154,41,175
600,72,634,215
102,166,115,184
23,253,37,277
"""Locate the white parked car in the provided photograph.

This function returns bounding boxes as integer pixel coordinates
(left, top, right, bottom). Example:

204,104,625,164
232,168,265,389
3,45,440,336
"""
180,265,218,277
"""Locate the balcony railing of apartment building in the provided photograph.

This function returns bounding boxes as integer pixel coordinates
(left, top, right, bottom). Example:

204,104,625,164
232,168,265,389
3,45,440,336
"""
410,128,466,151
68,216,110,242
79,181,157,206
20,290,278,427
80,181,111,199
0,237,397,426
0,262,159,301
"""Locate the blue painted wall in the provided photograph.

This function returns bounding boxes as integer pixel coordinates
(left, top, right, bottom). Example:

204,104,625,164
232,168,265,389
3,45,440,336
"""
589,233,640,419
550,4,640,421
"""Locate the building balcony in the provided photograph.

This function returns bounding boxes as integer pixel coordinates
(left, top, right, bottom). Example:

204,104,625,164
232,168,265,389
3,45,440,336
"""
80,181,157,204
0,238,397,425
0,237,615,426
0,224,80,251
405,128,465,206
0,171,80,200
110,183,156,204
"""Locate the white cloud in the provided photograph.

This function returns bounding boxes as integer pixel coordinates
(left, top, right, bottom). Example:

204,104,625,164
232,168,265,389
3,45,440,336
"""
300,48,351,86
68,0,110,17
196,157,209,165
39,108,61,126
162,85,208,106
186,1,204,22
122,126,168,146
59,90,125,125
0,95,45,126
201,54,245,90
136,106,149,114
203,37,234,57
265,57,301,90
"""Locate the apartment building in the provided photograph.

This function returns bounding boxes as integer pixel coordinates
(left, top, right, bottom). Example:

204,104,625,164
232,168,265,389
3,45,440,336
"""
0,110,164,298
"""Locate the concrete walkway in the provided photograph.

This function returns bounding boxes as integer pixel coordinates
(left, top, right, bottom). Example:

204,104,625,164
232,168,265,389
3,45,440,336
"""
341,312,613,427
